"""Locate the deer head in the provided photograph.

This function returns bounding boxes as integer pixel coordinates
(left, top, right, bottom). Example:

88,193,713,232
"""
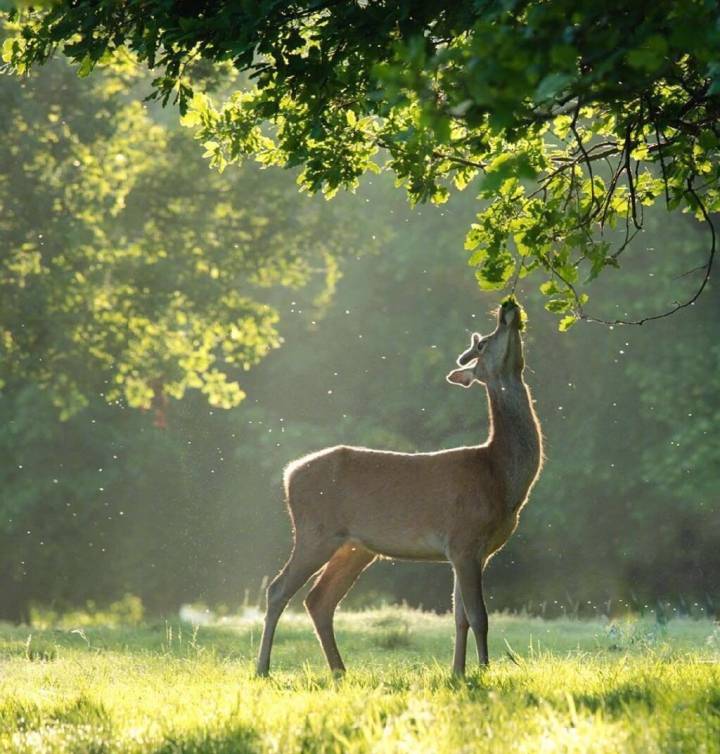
447,301,525,388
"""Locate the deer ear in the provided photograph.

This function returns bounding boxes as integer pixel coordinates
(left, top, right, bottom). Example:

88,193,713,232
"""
446,368,475,388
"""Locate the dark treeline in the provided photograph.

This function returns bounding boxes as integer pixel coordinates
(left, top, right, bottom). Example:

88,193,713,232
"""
1,57,718,622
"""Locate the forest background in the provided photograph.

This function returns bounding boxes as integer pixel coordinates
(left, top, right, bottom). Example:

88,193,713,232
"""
1,50,717,623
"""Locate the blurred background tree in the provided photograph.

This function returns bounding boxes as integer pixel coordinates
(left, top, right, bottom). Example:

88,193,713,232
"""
0,50,360,418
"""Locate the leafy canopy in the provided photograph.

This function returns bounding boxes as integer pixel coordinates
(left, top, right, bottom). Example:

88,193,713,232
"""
4,0,719,328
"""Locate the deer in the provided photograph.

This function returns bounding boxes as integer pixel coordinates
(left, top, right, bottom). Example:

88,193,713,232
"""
256,299,543,676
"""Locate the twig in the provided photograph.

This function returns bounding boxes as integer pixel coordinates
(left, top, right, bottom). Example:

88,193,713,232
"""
578,177,715,325
569,101,598,221
676,262,710,279
623,123,641,231
598,154,625,229
610,203,641,261
653,120,671,209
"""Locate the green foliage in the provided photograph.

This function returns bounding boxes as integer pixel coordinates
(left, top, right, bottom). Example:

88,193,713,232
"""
29,593,144,630
0,42,364,417
4,0,719,326
0,611,718,753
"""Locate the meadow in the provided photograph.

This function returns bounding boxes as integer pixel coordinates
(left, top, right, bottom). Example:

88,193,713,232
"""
1,607,718,754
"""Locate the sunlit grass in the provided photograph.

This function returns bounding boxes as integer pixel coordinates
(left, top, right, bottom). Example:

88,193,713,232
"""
1,608,718,753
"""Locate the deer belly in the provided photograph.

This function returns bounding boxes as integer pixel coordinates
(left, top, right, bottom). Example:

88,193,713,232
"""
356,530,448,562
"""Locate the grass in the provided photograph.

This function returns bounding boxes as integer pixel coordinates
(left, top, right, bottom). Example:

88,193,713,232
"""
0,607,718,753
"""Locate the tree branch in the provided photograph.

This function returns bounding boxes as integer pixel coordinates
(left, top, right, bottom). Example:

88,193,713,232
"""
577,178,715,326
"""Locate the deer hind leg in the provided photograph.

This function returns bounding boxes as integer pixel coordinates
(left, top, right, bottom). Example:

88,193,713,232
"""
256,535,337,677
451,572,470,676
304,543,375,674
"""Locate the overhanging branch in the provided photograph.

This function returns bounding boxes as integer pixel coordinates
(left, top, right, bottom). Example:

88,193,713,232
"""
576,178,715,326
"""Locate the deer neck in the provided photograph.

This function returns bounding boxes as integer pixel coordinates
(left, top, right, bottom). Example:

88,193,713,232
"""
485,374,543,511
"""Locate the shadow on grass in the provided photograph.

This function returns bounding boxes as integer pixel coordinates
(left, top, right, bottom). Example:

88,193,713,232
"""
1,695,259,754
575,682,656,714
0,694,111,733
150,726,258,754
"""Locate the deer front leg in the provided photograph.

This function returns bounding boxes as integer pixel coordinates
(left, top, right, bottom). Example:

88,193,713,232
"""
452,573,469,675
452,557,489,667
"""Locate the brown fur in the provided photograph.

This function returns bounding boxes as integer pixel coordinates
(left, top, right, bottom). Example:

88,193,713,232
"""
256,303,543,676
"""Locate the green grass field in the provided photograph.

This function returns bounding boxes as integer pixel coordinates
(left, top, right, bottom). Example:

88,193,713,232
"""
1,607,718,753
